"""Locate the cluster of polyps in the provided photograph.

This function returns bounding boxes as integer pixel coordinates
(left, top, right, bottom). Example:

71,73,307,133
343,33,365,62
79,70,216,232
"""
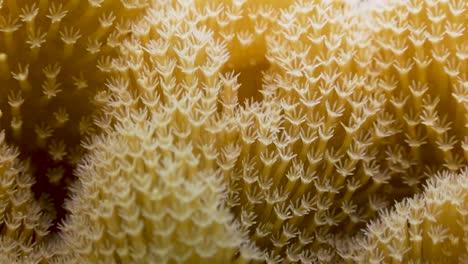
0,0,467,263
339,168,468,263
0,0,147,260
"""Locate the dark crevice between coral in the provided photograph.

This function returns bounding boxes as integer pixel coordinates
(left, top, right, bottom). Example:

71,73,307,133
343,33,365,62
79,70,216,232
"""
2,114,89,233
233,61,270,106
28,150,74,233
0,74,99,234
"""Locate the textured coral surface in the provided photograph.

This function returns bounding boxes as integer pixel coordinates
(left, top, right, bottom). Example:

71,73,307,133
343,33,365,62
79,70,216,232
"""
0,0,466,263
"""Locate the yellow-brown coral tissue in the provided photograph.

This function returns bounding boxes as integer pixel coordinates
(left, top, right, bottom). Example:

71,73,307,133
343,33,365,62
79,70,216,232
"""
0,0,466,263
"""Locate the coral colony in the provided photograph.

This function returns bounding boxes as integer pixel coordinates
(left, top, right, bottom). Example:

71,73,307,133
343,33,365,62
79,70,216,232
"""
0,0,467,263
